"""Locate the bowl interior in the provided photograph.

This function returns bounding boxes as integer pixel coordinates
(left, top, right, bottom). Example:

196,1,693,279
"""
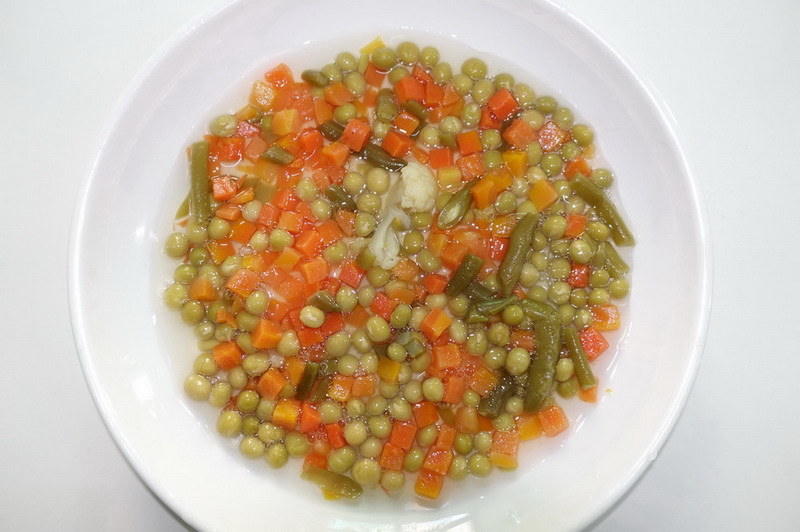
70,0,709,529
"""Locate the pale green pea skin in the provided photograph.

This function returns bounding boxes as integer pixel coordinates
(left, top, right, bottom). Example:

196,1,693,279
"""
235,333,255,354
324,240,348,264
257,422,283,444
449,455,469,480
242,353,269,376
557,376,580,398
505,347,531,376
269,228,293,251
484,347,507,370
432,62,453,84
494,72,515,89
344,71,367,96
402,380,423,404
462,57,488,79
371,47,398,70
266,443,289,468
337,354,359,377
346,398,366,417
589,288,611,305
528,285,548,302
519,263,540,287
540,152,564,177
381,381,399,401
448,295,470,318
449,319,468,344
334,103,357,124
181,300,205,325
553,107,574,129
368,415,392,439
591,168,614,188
560,141,581,162
501,305,524,326
549,257,571,280
462,389,481,407
390,304,412,328
240,199,262,223
387,343,407,363
295,177,318,202
466,330,488,356
403,230,424,255
322,63,343,83
558,304,575,324
165,232,188,258
452,73,473,96
493,413,516,432
228,367,247,389
410,211,433,229
240,415,260,437
549,281,572,305
367,266,389,287
357,192,382,215
460,102,481,129
388,66,409,85
419,125,441,147
572,124,594,147
483,273,500,292
351,330,373,355
409,306,428,329
328,446,357,474
239,436,266,458
319,401,342,424
360,437,383,459
420,46,440,68
372,120,390,139
417,424,439,447
609,278,631,298
365,315,390,343
366,395,387,415
488,322,510,346
209,114,237,137
422,377,444,402
396,41,420,64
521,109,545,130
474,431,493,454
213,321,234,342
249,230,269,251
344,420,368,446
276,330,300,357
219,255,242,278
365,167,390,194
325,331,351,358
381,471,405,492
285,432,310,457
163,283,188,309
480,128,502,150
439,116,463,135
416,250,441,273
425,294,448,309
236,390,260,413
566,195,587,215
186,223,208,246
569,240,594,264
354,212,376,237
236,312,258,332
184,374,211,400
535,95,558,114
404,448,425,472
389,398,413,421
300,305,325,328
574,308,593,329
571,288,589,308
555,357,575,382
209,382,232,408
589,269,610,288
514,83,536,108
471,79,495,105
310,199,332,221
216,410,242,437
587,221,610,242
454,433,473,455
505,396,524,416
410,351,431,373
245,291,268,316
194,321,215,340
335,51,357,72
343,171,365,195
542,215,567,239
494,190,517,215
207,217,230,240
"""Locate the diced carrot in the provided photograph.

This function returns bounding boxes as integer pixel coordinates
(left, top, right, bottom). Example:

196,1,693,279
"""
422,274,448,295
295,230,323,258
327,374,353,403
271,109,300,136
277,275,305,309
262,265,289,288
297,256,327,284
244,135,268,161
251,319,283,350
303,451,328,470
265,63,293,87
256,367,288,399
490,430,520,469
454,406,479,434
412,401,440,428
391,258,419,282
392,111,421,136
345,305,370,328
338,260,365,287
267,299,289,321
564,157,592,179
274,247,302,271
363,62,386,87
414,468,445,499
324,82,355,106
212,341,243,370
579,326,609,361
394,76,424,103
517,413,543,440
333,209,355,236
278,211,303,234
381,130,414,157
379,442,405,471
490,215,517,238
377,356,402,384
272,398,301,430
389,421,417,451
537,404,569,437
410,145,430,165
567,263,589,288
321,141,350,167
215,203,241,221
412,64,434,84
207,239,235,265
456,130,482,156
211,176,239,201
326,423,346,449
257,203,281,229
471,175,499,210
249,80,276,111
502,150,528,177
370,291,397,321
467,365,499,396
297,328,325,347
578,383,599,403
441,375,466,404
439,242,469,270
502,118,538,149
426,232,449,255
272,188,299,210
318,312,345,337
424,82,445,108
429,147,453,169
432,344,461,370
423,448,453,475
420,307,452,341
313,97,333,125
477,414,494,432
528,178,558,211
228,219,256,244
340,118,372,152
188,275,218,302
538,121,571,152
225,268,260,297
351,374,376,397
565,214,588,238
386,285,416,305
510,329,536,351
479,106,503,129
298,128,324,153
591,304,621,331
315,219,342,246
487,88,519,120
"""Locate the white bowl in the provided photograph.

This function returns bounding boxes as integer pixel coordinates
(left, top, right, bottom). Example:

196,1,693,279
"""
69,0,711,529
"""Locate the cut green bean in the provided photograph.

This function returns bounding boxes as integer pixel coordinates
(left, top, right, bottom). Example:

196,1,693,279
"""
446,253,484,297
520,298,557,321
524,316,561,412
319,120,344,141
309,291,341,313
571,176,635,246
437,181,476,229
475,295,517,315
262,145,295,165
563,326,596,390
465,306,489,324
325,184,357,211
309,375,332,403
403,100,428,120
363,143,407,171
295,362,320,401
302,466,363,499
189,141,211,225
478,374,515,419
598,242,630,278
498,214,539,295
301,69,329,87
175,192,190,220
464,282,495,302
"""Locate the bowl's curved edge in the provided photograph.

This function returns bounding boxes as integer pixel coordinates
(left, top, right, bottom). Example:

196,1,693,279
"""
66,1,239,530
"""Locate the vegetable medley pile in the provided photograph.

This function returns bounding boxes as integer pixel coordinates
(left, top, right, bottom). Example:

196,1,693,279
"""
163,38,634,500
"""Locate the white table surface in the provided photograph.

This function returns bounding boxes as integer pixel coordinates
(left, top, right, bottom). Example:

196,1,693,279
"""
2,1,798,530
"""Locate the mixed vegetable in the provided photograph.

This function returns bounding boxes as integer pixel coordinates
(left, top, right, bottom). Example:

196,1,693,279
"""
163,37,633,500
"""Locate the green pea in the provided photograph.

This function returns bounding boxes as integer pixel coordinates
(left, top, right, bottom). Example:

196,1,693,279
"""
493,413,516,432
494,72,515,89
555,357,575,382
389,398,413,421
209,114,238,137
571,288,589,308
558,304,575,324
343,171,365,195
192,353,218,376
557,375,580,398
494,190,517,215
381,471,405,492
321,63,343,83
319,401,342,424
402,230,424,255
184,374,211,400
542,215,567,239
344,420,368,447
410,211,433,229
420,46,440,68
519,264,540,287
269,228,293,251
239,436,266,458
471,79,495,105
334,103,357,124
416,250,441,272
371,47,398,70
462,57,488,80
474,431,493,453
589,269,610,288
467,330,488,355
463,389,481,407
324,240,348,264
351,329,372,354
163,283,188,309
236,390,260,413
572,124,594,147
468,453,492,477
265,443,288,468
410,351,431,373
395,41,420,65
588,288,611,306
257,422,283,444
432,62,453,84
514,83,536,108
189,246,208,266
295,177,318,202
417,424,439,447
521,109,545,130
447,295,470,317
501,305,524,327
216,410,242,437
300,305,325,328
335,51,357,72
422,377,444,402
609,278,631,298
402,380,423,404
356,192,381,214
549,281,572,305
358,286,375,307
587,221,610,242
344,71,367,96
461,102,481,129
365,316,390,343
354,212,376,237
488,322,510,346
404,448,425,472
369,415,392,438
388,66,410,85
591,168,614,189
553,107,574,129
165,232,188,258
548,257,571,280
484,346,507,370
452,73,473,96
569,240,594,264
236,311,258,332
228,367,247,389
181,300,205,325
540,153,564,176
454,433,473,455
505,396,524,416
284,432,310,457
310,199,332,221
560,141,581,161
325,331,351,358
390,304,412,328
242,353,269,376
574,308,593,329
535,95,558,114
276,330,300,357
